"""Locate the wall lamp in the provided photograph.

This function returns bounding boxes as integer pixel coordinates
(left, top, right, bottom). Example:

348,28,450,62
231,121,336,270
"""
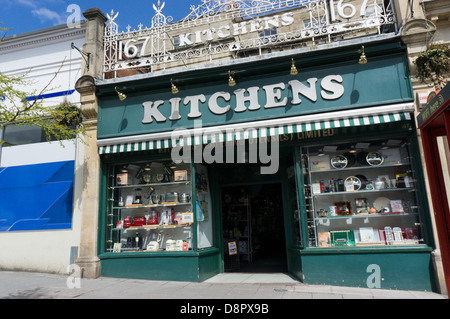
359,46,368,64
115,87,127,101
290,58,299,75
171,79,179,94
228,71,236,87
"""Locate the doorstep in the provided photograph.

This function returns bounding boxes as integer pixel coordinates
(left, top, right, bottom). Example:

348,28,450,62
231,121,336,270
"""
204,273,299,284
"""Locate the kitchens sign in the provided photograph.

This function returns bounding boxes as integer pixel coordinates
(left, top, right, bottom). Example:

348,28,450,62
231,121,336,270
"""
104,0,397,78
142,75,344,124
98,54,413,140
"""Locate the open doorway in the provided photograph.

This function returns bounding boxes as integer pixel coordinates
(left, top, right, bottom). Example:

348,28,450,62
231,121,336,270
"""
222,183,287,273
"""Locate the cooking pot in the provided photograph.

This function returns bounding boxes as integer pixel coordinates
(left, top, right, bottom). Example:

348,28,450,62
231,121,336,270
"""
165,192,178,202
179,193,191,203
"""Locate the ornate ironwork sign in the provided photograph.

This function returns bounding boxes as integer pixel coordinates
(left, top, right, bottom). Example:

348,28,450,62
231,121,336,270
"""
103,0,396,79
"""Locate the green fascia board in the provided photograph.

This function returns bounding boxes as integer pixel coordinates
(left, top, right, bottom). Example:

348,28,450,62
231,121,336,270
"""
96,46,413,140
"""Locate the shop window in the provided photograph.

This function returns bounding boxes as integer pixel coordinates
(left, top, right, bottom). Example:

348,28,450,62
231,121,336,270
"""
195,164,213,249
3,125,58,146
105,159,207,253
299,137,425,248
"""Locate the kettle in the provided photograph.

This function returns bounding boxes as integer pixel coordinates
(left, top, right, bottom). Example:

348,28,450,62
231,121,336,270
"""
179,193,191,203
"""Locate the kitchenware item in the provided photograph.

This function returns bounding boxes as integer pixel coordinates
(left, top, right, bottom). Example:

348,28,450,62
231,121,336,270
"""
330,155,348,169
384,226,394,243
345,176,362,191
356,151,369,166
155,173,164,183
165,192,179,202
135,232,143,250
317,209,328,217
160,209,173,225
173,212,182,225
133,216,146,227
366,151,384,166
374,179,385,190
334,178,345,192
166,239,177,251
334,201,352,215
142,164,152,183
329,206,338,217
355,175,368,190
373,197,390,211
179,193,191,203
176,240,184,251
146,242,160,250
342,152,355,167
151,194,161,204
123,217,133,228
144,187,155,204
147,209,159,225
133,188,142,204
174,170,188,181
393,227,403,241
146,232,162,251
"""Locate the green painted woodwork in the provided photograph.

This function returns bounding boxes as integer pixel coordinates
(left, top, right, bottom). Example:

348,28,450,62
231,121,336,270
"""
95,40,435,290
97,44,413,140
299,247,435,291
100,248,220,282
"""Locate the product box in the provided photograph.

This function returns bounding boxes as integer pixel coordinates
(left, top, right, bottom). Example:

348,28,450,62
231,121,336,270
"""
330,230,355,247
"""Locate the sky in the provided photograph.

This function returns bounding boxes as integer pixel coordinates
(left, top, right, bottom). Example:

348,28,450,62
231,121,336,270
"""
0,0,195,36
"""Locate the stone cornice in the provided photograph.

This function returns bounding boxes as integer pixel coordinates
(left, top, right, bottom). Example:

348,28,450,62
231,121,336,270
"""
423,0,450,20
0,23,86,54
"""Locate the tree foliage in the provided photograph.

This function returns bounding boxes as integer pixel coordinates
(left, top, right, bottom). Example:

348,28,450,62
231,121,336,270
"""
0,24,86,145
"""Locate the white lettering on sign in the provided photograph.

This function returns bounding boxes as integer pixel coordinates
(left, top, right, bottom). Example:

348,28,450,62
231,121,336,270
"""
142,75,345,124
177,12,294,48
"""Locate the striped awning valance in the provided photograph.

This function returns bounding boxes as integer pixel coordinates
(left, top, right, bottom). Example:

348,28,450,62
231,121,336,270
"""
98,103,414,155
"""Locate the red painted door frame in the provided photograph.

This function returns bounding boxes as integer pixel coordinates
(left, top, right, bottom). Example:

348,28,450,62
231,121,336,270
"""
420,115,450,296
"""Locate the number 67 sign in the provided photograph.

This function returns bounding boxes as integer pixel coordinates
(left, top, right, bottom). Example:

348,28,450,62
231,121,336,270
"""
330,0,379,21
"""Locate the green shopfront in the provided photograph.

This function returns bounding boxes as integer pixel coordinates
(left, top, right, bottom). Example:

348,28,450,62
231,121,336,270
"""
95,39,437,291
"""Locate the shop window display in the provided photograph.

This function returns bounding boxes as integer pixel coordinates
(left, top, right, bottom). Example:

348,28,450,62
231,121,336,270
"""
300,138,425,248
105,160,195,253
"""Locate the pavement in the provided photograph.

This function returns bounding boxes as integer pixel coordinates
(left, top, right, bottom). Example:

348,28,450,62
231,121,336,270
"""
0,270,447,300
